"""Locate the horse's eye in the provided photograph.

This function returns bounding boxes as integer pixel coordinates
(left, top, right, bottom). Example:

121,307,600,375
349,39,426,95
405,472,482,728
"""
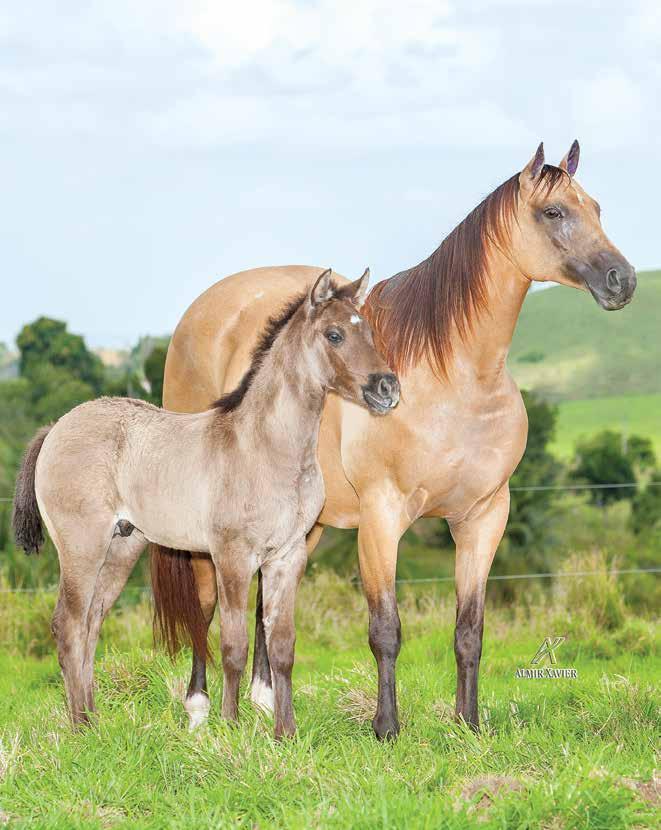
544,206,562,219
325,329,344,345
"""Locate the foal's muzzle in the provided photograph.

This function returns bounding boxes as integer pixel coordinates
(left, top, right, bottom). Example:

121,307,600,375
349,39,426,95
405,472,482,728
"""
362,373,400,415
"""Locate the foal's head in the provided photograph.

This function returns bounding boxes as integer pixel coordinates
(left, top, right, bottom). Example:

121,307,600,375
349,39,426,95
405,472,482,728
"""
512,141,636,310
304,269,400,414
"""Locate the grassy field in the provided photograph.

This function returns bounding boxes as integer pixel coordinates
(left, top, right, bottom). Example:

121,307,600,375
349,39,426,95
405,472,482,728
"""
509,270,661,401
0,566,658,829
551,393,661,460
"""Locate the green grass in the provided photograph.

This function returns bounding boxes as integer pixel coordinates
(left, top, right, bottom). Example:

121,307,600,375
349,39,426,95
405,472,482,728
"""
551,393,661,460
0,571,658,829
509,270,661,401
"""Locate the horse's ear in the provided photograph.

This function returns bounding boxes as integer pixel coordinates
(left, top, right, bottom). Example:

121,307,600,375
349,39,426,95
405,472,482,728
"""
309,268,334,308
520,142,545,187
339,267,370,309
559,139,580,177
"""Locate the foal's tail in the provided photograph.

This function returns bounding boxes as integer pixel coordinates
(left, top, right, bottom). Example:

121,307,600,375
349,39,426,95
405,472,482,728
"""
12,425,52,555
150,545,211,660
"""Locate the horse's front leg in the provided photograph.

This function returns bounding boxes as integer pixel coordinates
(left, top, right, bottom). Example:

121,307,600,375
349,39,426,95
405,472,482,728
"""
357,490,408,740
447,484,510,730
260,539,308,740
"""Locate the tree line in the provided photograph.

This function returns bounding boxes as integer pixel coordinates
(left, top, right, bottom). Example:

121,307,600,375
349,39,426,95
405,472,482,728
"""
1,316,660,589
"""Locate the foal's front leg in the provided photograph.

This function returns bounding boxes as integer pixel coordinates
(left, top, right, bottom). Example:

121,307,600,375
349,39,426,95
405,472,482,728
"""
213,551,252,722
261,539,308,739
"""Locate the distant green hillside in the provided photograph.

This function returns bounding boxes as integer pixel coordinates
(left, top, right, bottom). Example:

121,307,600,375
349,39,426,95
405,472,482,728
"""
509,270,661,401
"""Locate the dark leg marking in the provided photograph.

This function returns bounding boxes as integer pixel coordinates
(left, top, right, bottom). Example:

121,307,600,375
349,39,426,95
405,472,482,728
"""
368,598,402,740
454,591,484,731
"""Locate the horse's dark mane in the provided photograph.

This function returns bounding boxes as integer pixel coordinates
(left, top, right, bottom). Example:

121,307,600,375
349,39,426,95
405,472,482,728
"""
364,164,569,377
213,291,308,413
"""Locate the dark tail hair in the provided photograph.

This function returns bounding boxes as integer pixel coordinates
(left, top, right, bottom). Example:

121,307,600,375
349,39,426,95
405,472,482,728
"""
150,545,211,661
12,425,52,554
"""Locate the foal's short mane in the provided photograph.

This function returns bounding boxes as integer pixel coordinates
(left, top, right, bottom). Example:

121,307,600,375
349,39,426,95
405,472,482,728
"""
213,291,308,412
364,165,569,377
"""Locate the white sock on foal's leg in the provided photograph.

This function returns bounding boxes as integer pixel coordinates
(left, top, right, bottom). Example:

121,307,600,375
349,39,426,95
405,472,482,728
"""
250,677,274,713
184,692,210,731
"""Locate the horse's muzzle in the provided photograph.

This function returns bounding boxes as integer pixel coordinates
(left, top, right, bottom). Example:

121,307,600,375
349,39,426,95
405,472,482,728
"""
362,373,400,415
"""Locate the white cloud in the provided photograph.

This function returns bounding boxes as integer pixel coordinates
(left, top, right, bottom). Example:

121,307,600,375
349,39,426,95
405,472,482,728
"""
571,70,646,149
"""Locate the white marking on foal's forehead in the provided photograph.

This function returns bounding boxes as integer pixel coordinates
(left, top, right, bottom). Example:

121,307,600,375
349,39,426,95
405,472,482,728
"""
255,291,265,299
350,314,362,325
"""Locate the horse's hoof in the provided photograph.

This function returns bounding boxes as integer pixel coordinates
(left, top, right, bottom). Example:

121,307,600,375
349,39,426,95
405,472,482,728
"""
372,715,400,741
185,692,210,731
250,678,274,714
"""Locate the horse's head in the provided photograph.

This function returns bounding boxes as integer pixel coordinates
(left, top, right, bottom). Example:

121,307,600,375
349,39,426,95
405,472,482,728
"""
513,141,636,310
304,269,400,414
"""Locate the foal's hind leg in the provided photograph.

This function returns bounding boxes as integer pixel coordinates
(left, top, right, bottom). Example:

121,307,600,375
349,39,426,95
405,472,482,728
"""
52,518,146,725
250,523,324,713
260,540,308,740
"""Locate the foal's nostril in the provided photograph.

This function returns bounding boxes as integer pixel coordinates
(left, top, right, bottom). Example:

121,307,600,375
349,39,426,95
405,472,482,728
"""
378,377,392,399
606,268,621,293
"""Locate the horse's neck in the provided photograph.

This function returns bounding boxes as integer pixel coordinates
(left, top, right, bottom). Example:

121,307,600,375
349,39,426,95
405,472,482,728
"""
231,322,326,464
446,249,530,386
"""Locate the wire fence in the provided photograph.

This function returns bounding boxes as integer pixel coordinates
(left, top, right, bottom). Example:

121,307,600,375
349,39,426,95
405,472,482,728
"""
1,483,659,593
1,567,659,595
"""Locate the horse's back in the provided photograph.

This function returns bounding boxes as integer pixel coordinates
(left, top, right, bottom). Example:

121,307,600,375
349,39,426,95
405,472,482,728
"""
163,265,348,413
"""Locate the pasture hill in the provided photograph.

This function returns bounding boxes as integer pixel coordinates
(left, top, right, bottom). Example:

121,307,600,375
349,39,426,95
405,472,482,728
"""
509,269,661,458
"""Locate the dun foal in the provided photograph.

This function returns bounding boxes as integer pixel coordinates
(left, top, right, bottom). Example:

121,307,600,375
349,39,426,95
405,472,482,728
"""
13,269,399,738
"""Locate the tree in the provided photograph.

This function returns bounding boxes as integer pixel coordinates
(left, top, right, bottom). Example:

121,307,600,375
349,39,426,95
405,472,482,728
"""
16,317,104,392
569,430,654,504
629,471,661,536
144,345,168,405
505,390,562,548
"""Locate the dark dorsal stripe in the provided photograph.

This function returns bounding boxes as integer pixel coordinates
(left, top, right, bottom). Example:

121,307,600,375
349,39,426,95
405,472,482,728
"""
213,291,308,413
364,165,569,378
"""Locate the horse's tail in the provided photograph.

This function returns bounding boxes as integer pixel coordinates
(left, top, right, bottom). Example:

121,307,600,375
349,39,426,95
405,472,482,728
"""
150,545,211,660
12,425,52,555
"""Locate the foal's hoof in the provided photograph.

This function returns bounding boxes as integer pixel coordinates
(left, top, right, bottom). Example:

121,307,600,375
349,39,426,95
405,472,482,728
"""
372,715,400,741
184,692,210,731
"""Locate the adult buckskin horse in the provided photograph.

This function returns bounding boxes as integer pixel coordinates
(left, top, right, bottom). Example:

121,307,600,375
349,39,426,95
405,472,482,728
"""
154,142,636,738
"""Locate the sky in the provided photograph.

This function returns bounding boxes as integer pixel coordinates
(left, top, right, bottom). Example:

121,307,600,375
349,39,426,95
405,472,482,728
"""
1,0,659,349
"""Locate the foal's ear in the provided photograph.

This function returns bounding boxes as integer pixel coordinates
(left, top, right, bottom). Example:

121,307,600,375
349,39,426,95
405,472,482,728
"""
559,139,580,177
338,267,370,309
520,142,545,187
309,268,334,308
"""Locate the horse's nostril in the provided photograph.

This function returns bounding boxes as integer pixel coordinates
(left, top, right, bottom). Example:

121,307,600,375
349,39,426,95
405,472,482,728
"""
606,268,621,293
378,377,392,399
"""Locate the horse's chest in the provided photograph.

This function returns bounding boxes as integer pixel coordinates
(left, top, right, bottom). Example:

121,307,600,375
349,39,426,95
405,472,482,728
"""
418,388,528,518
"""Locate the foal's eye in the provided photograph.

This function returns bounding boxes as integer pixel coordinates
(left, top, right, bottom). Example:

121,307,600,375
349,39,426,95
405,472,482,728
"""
543,206,563,219
325,329,344,345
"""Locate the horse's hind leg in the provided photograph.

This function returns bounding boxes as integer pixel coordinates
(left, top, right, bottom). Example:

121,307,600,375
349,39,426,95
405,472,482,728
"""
185,555,218,730
51,518,146,725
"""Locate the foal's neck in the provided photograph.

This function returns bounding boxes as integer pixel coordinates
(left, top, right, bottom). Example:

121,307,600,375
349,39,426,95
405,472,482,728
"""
229,311,326,461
